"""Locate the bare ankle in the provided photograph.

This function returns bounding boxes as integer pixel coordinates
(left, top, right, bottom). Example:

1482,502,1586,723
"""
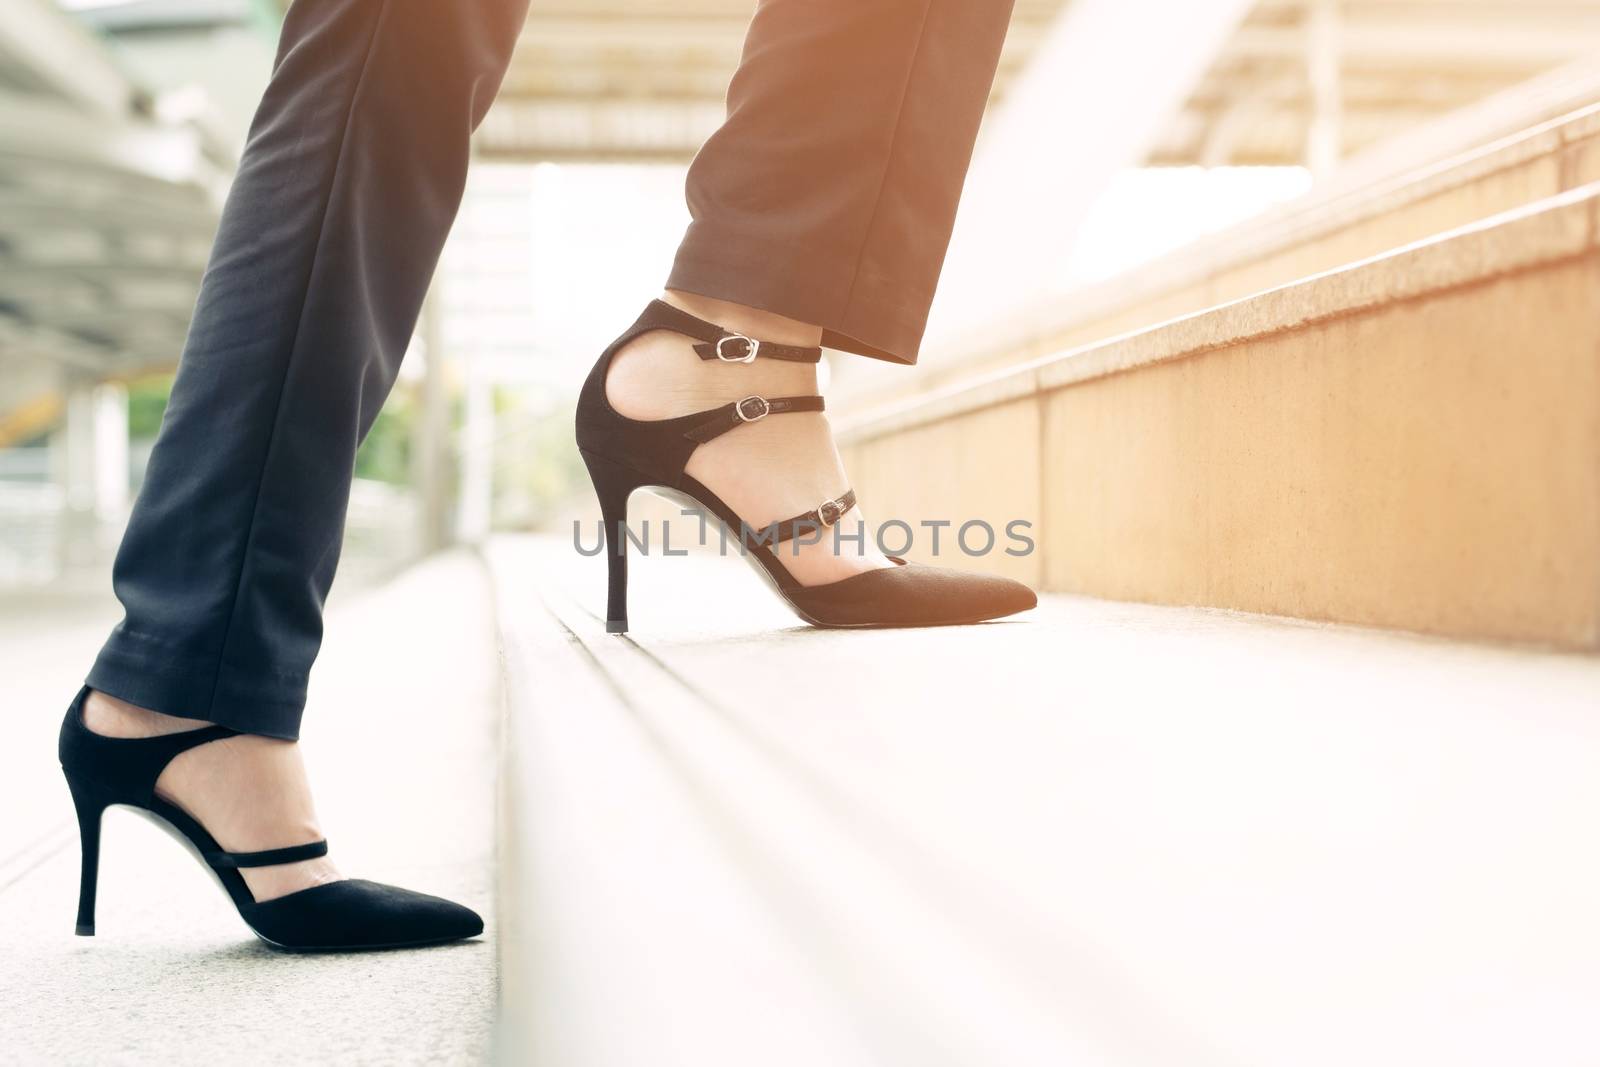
607,310,819,421
83,689,211,739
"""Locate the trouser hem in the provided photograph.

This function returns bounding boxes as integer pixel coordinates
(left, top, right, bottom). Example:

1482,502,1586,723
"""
86,630,306,740
668,223,930,366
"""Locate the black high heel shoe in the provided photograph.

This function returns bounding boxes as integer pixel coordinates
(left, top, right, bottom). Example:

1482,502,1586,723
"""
574,300,1037,633
58,688,483,952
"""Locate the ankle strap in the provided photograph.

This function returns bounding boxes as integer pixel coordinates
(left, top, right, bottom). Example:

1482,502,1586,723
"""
641,299,823,364
766,489,857,544
683,394,825,444
206,840,329,869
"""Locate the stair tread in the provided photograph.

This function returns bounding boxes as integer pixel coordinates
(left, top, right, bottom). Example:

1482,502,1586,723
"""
490,533,1600,1066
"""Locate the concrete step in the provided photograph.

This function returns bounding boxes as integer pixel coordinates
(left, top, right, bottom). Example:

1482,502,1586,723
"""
837,71,1600,410
836,183,1600,651
2,553,501,1065
488,533,1600,1067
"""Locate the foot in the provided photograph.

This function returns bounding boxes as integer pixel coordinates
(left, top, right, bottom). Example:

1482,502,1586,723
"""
604,290,898,587
82,689,342,903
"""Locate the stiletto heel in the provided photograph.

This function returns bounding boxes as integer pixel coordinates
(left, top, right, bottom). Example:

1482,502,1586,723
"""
573,300,1037,629
65,772,105,936
57,688,482,952
579,448,643,633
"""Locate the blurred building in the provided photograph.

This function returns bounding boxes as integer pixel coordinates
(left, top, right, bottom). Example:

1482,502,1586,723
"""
0,0,252,582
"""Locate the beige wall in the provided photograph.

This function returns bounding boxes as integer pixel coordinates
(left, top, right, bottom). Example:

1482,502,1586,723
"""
1039,260,1600,648
843,398,1043,586
840,191,1600,650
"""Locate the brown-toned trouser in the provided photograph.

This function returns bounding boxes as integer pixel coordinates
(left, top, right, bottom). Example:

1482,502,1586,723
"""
87,0,1018,739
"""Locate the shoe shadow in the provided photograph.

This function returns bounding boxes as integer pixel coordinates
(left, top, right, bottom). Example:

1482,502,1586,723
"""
192,935,490,962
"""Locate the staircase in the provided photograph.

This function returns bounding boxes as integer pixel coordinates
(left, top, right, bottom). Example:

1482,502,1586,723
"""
488,537,1600,1067
834,88,1600,651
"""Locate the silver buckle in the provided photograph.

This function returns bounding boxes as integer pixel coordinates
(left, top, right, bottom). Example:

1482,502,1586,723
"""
715,334,760,364
817,496,847,527
735,395,771,422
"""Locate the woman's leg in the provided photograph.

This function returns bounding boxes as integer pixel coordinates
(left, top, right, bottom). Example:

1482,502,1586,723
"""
609,0,1018,585
87,0,529,742
670,0,1018,365
80,0,527,903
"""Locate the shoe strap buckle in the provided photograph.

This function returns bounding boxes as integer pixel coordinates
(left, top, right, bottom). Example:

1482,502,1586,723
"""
716,334,761,363
735,395,771,422
817,496,847,527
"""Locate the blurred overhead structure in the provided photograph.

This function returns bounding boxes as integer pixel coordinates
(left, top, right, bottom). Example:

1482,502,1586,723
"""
1156,0,1600,167
478,0,1073,161
0,0,223,446
480,0,1600,167
59,0,282,146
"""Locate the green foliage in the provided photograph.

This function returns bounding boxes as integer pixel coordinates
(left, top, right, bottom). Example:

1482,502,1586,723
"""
126,376,174,440
488,388,588,531
123,372,414,486
111,374,587,524
355,388,414,485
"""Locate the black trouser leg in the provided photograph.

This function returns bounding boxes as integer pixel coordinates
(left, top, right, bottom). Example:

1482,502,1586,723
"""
89,1,1009,737
669,0,1017,365
87,0,528,739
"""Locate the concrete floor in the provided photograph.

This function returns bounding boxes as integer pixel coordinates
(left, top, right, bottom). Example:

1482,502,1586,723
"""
0,553,501,1066
491,532,1600,1067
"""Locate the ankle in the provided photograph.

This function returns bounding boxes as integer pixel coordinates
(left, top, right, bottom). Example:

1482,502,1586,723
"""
83,689,210,739
662,290,823,349
607,307,820,422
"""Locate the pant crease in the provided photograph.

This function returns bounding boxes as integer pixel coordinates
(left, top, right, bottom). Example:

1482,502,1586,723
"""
202,0,395,724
